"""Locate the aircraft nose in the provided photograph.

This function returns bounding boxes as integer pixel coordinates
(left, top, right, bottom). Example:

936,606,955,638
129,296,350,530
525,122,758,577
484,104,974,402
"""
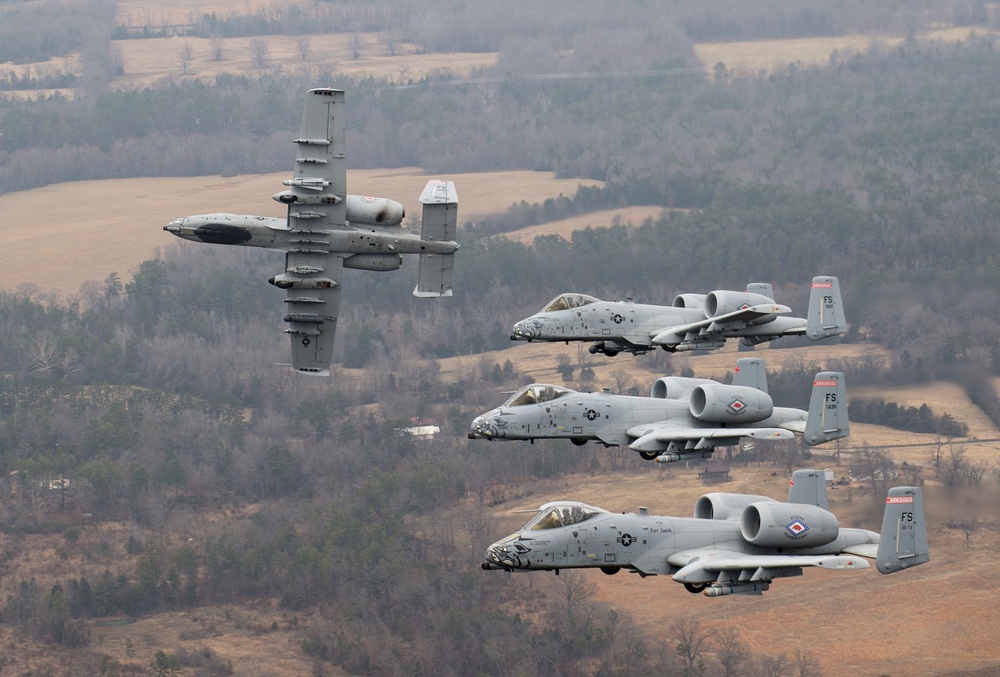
163,219,194,238
511,320,535,339
470,416,491,438
485,543,517,569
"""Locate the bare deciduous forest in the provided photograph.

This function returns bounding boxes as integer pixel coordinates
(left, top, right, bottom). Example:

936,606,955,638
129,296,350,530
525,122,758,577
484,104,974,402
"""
2,0,1000,675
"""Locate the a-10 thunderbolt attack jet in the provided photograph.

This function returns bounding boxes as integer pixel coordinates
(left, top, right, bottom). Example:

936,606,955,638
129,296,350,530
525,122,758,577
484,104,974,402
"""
468,358,849,462
164,88,459,375
482,469,930,597
510,276,846,357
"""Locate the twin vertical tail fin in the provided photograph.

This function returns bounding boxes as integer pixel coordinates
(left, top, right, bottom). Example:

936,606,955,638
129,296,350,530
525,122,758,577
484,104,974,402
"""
806,276,846,340
804,371,850,445
787,469,829,509
414,180,458,298
732,357,768,394
876,487,930,574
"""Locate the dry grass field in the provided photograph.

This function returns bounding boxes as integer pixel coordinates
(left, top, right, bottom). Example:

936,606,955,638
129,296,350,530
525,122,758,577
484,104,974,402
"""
114,33,495,88
693,26,991,74
4,7,1000,674
498,205,668,244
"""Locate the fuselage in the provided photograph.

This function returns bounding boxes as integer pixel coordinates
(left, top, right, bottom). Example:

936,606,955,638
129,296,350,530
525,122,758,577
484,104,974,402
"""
510,295,809,352
469,385,807,445
512,299,696,345
483,502,879,576
163,213,459,256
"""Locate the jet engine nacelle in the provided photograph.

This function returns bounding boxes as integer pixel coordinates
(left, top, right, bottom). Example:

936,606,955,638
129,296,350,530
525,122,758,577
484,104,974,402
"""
741,502,839,548
689,384,773,423
705,290,775,323
343,253,403,271
345,195,405,226
672,293,706,309
650,376,716,400
693,492,777,521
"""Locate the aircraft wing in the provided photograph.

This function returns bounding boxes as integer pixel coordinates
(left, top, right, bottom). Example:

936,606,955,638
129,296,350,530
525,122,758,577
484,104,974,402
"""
627,422,794,453
650,303,791,345
277,88,349,374
283,253,343,375
668,548,870,583
279,88,348,231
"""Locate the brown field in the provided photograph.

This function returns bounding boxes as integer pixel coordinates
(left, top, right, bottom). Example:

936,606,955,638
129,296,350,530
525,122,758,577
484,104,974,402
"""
499,205,668,243
5,8,1000,674
113,33,495,88
0,169,599,298
694,27,992,74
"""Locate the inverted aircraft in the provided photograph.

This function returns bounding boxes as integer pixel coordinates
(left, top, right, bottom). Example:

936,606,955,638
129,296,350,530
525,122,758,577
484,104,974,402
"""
468,358,849,462
511,276,845,356
164,88,459,374
482,469,929,596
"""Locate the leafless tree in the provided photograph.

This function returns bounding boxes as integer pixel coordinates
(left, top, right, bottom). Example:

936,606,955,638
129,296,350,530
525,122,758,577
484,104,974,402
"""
950,519,978,548
608,368,636,395
210,36,224,61
855,443,895,501
296,35,312,61
794,648,823,677
755,653,791,677
378,31,403,56
554,570,593,624
673,617,710,676
249,38,269,71
473,80,497,114
350,32,365,59
178,42,194,75
927,437,946,480
714,626,750,677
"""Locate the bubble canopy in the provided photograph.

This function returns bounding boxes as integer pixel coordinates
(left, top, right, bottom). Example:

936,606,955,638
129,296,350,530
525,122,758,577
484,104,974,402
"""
521,502,607,531
541,293,599,313
502,384,573,407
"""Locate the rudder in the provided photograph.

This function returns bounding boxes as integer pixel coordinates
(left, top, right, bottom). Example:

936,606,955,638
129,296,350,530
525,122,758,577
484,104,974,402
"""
876,486,930,574
804,371,849,445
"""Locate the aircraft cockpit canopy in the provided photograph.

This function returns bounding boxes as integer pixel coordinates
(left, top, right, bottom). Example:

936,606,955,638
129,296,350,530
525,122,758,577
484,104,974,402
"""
523,502,606,531
503,384,572,407
541,293,599,313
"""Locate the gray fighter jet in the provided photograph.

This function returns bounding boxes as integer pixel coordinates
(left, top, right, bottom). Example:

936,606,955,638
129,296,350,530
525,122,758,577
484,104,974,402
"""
483,469,929,596
164,88,459,375
511,276,845,356
468,358,849,462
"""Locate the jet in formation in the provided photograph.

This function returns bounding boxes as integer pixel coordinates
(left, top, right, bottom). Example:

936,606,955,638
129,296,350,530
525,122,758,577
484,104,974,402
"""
511,276,845,356
164,88,459,375
483,469,929,596
469,357,849,462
